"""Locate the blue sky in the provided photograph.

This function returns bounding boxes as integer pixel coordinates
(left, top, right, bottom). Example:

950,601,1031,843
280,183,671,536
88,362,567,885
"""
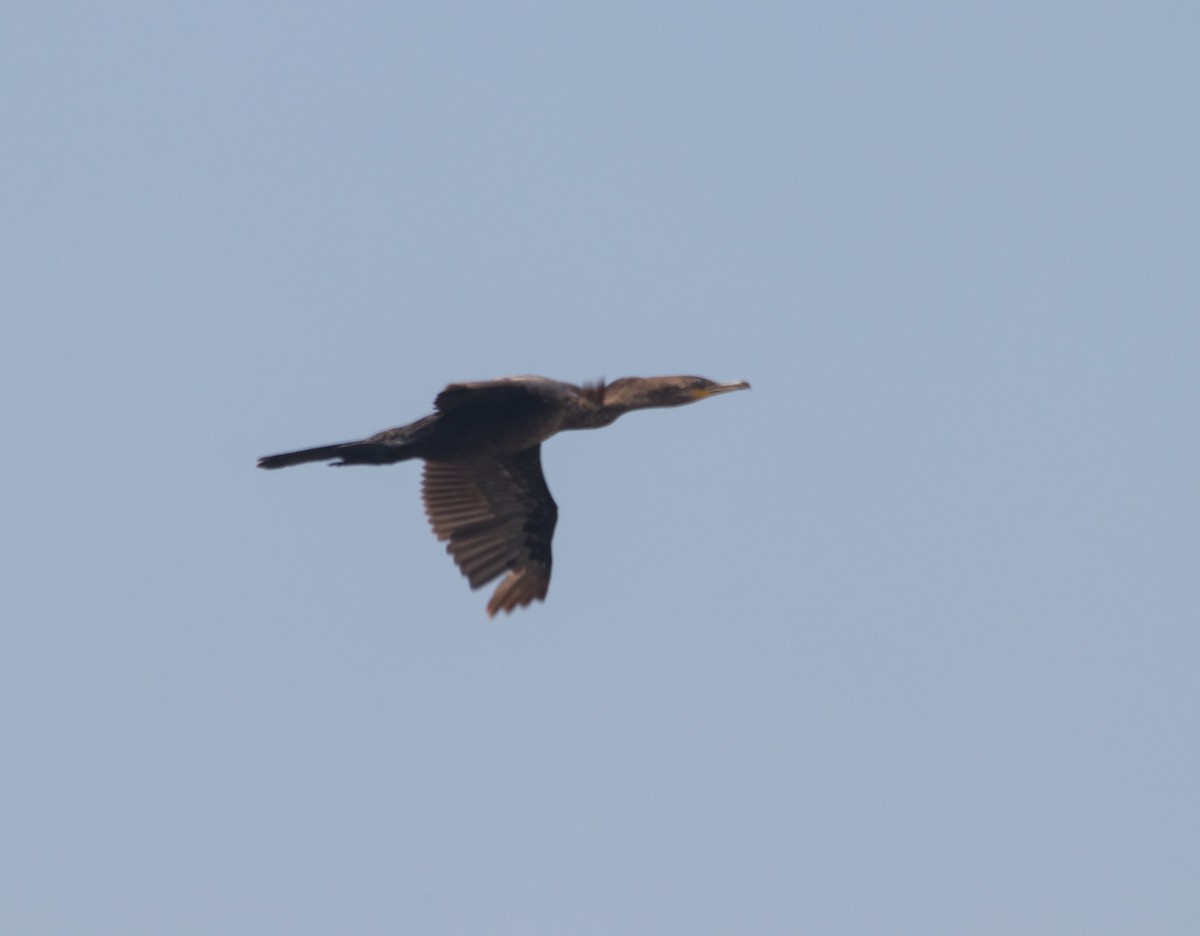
4,3,1198,933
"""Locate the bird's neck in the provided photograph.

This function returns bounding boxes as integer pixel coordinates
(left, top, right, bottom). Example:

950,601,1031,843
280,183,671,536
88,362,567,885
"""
562,405,625,431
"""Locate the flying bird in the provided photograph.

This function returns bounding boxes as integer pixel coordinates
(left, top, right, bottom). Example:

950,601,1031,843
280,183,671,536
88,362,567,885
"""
258,375,750,616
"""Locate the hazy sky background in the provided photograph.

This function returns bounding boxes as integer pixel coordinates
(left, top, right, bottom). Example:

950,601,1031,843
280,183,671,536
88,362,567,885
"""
4,3,1198,934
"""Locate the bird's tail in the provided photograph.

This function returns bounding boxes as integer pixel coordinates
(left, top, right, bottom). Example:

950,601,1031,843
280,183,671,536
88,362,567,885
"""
257,439,417,470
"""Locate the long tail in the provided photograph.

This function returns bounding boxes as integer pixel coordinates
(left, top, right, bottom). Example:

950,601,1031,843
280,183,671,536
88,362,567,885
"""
257,439,417,470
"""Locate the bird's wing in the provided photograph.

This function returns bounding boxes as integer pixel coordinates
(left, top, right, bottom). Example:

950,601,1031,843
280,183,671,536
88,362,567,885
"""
421,445,558,617
433,376,577,413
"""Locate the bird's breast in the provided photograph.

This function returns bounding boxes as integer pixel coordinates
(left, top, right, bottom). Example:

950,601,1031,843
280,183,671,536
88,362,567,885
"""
420,407,567,461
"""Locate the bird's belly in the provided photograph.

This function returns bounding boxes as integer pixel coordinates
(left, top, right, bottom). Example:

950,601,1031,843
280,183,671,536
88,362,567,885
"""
421,412,563,461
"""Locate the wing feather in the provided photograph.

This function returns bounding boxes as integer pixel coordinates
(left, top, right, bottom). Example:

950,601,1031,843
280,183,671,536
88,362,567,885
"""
421,446,558,616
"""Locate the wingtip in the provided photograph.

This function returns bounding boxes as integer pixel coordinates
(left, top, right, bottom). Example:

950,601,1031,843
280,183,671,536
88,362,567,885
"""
485,569,549,617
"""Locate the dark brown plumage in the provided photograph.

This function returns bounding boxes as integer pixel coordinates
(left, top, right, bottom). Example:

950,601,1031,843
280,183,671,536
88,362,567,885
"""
258,375,750,616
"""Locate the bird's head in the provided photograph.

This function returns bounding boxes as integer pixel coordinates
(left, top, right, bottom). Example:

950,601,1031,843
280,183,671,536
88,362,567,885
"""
604,375,751,410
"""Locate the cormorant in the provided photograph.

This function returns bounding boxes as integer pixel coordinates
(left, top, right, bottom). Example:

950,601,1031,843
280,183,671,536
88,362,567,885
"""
258,375,750,616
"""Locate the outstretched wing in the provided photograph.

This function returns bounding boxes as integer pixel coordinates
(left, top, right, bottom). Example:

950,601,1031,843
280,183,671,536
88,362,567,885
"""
421,445,558,617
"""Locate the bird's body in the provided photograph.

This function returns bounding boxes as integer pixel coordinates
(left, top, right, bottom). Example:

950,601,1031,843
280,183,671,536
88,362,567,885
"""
258,375,750,615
